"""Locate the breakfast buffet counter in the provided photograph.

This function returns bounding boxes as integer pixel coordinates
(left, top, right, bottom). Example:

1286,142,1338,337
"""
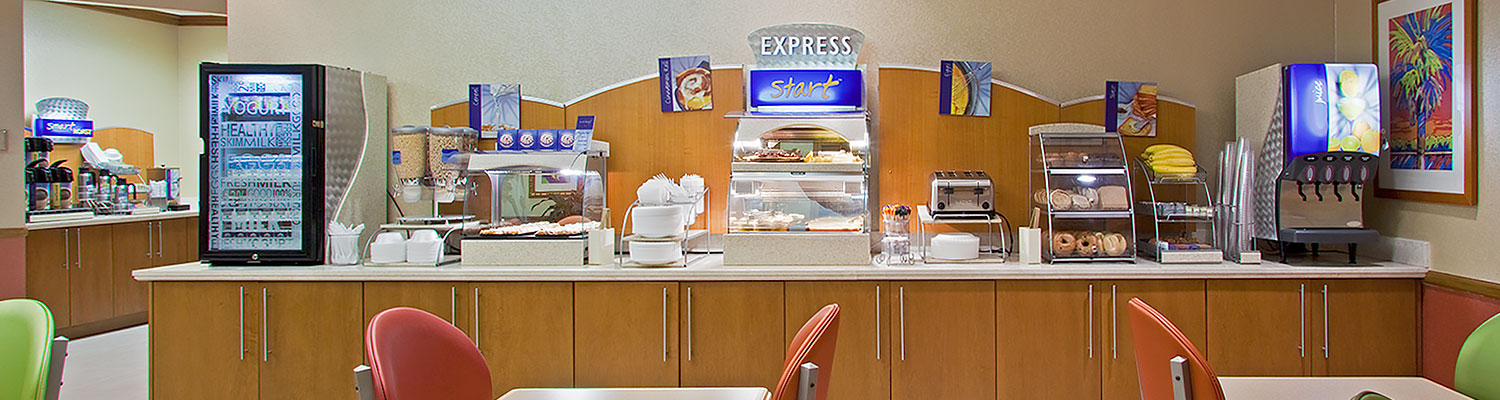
134,254,1427,282
26,209,197,230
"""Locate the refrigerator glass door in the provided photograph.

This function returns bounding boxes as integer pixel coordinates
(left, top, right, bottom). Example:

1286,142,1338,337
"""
204,72,308,254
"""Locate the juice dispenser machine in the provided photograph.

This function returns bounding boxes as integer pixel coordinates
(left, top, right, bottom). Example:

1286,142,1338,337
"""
1236,63,1382,263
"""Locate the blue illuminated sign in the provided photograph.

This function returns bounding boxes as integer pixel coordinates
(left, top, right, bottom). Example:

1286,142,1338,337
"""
33,118,93,143
747,69,863,110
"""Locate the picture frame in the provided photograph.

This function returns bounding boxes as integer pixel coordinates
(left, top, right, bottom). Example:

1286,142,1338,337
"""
1373,0,1478,205
530,174,580,197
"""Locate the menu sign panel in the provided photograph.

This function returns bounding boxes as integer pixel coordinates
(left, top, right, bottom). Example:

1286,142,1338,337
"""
747,69,863,110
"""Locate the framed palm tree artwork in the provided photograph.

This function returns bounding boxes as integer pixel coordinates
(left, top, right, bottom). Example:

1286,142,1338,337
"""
1374,0,1478,205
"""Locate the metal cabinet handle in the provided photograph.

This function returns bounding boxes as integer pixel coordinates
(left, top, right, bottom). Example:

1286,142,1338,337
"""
62,229,69,270
1088,284,1094,359
1322,284,1329,359
1111,284,1117,360
875,284,881,361
239,286,245,361
262,288,269,362
157,222,164,258
1299,284,1306,358
450,286,457,326
662,287,669,362
686,286,693,362
899,286,906,361
75,229,82,269
147,223,154,259
473,287,480,347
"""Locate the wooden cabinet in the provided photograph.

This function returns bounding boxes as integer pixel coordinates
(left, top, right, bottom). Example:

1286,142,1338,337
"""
785,281,889,400
150,282,258,400
996,280,1099,400
680,282,785,389
890,281,996,400
1313,279,1419,376
362,282,460,327
24,228,70,325
258,282,363,400
574,282,679,387
159,219,191,265
1098,280,1206,400
1207,280,1311,376
186,217,200,261
112,222,153,316
467,282,574,395
69,225,115,324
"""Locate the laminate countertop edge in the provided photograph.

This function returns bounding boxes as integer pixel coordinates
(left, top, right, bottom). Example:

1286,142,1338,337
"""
135,255,1429,282
26,210,198,230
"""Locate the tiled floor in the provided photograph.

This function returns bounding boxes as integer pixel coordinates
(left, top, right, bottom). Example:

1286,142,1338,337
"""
60,325,148,399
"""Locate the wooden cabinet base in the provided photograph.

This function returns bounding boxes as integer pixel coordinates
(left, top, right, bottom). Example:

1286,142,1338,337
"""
58,312,146,339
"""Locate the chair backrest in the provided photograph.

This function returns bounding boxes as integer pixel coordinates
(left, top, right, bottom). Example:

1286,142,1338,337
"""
771,304,841,400
365,307,492,400
1456,312,1500,400
1127,298,1224,400
0,299,56,400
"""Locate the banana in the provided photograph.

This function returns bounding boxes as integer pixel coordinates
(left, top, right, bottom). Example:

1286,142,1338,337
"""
1146,158,1196,167
1144,144,1186,154
1148,148,1193,158
1152,165,1198,175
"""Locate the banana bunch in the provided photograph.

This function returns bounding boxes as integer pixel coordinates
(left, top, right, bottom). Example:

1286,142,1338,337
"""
1141,144,1197,176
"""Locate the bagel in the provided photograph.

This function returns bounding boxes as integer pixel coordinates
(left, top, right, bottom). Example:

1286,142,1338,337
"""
1052,232,1077,255
1076,232,1100,257
1049,189,1073,210
1101,233,1129,256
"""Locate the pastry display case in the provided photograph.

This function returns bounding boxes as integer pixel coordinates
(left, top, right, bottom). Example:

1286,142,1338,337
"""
723,112,872,266
1029,123,1136,262
455,144,610,266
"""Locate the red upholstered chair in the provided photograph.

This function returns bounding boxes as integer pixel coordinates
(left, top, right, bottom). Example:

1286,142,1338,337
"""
770,304,841,400
355,307,492,400
1127,298,1224,400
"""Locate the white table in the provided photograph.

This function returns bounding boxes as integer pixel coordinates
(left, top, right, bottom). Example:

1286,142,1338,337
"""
1219,377,1470,399
498,387,769,400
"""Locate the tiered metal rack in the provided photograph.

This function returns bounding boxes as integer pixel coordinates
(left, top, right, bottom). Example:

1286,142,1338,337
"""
1134,158,1220,263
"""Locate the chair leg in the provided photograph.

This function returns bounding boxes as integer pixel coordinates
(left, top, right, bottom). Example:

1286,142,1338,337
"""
354,365,376,400
44,337,68,400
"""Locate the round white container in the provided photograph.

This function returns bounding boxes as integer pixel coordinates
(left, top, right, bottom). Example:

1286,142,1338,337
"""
630,241,682,265
632,205,685,238
369,241,406,264
405,239,442,264
930,233,981,260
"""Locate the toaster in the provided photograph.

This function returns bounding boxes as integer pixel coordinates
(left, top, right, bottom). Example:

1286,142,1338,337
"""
930,171,993,215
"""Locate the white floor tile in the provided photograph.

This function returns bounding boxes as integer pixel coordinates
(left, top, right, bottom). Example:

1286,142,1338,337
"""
59,325,148,400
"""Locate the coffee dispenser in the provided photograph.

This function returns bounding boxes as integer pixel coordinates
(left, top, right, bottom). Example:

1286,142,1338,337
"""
1236,63,1381,263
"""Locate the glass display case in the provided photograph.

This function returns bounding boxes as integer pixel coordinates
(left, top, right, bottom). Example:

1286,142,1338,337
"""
451,146,610,266
1029,123,1136,262
723,112,873,266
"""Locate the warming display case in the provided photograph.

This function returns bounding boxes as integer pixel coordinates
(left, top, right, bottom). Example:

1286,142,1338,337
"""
723,113,871,265
457,145,609,266
1029,123,1136,262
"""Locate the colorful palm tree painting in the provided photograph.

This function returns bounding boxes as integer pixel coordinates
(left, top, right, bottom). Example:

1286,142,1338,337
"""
1387,3,1454,170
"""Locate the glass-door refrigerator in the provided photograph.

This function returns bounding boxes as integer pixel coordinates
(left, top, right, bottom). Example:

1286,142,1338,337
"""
200,63,388,265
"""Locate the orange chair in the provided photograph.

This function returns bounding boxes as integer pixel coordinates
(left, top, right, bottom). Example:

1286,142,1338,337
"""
1127,298,1224,400
770,304,841,400
354,307,492,400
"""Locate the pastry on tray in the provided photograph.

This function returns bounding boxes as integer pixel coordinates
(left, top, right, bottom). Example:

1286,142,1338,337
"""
804,150,862,163
738,148,803,162
807,215,865,232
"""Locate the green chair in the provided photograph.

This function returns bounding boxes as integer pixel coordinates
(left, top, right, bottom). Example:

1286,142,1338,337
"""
1457,312,1500,400
0,299,69,400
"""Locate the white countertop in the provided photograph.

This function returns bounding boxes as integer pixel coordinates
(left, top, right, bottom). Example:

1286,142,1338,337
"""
135,254,1427,282
27,209,198,230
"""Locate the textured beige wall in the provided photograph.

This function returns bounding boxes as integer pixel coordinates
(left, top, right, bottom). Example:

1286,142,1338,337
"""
1,0,22,229
227,0,1339,159
173,26,227,199
1337,0,1499,282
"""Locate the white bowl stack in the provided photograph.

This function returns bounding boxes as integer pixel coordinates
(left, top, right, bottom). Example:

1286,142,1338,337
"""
629,241,682,265
369,232,407,263
931,233,981,260
632,205,685,238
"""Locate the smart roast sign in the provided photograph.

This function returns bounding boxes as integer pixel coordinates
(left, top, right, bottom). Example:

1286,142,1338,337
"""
746,23,865,111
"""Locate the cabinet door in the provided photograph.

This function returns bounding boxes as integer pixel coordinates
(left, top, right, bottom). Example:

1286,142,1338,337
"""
258,282,363,400
891,281,996,400
1099,280,1206,400
1207,280,1310,376
362,282,460,327
161,219,190,264
70,225,114,324
785,281,889,400
468,282,574,395
150,282,257,400
112,222,153,316
681,282,785,389
574,282,679,387
24,228,70,325
996,280,1099,400
1313,279,1419,376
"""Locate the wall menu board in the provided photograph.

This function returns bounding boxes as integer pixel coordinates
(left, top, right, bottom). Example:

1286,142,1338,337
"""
746,69,863,111
205,73,306,252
